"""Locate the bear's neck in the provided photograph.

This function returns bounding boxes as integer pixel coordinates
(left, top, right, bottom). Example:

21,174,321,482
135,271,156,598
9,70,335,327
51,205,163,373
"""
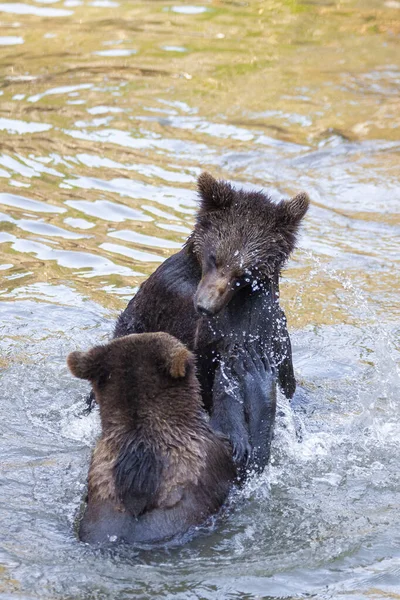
100,387,208,449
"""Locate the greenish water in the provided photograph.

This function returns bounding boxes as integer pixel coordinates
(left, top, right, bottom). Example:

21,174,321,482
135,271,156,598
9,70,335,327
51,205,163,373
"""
0,1,399,598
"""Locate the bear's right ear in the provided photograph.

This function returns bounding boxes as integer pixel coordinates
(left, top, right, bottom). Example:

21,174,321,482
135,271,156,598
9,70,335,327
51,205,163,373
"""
162,343,194,379
67,347,106,381
169,346,194,378
197,172,234,212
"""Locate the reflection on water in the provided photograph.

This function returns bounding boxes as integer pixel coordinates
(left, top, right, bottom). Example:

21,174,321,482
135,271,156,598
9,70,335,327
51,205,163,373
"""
0,0,399,598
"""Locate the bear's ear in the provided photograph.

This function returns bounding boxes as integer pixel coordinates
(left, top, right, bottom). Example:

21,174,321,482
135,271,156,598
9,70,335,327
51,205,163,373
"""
277,192,310,225
169,346,194,378
164,344,194,379
67,347,106,381
197,172,234,212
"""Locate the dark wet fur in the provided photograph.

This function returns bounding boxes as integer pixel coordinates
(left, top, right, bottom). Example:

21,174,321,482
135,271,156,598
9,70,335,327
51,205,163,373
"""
209,282,281,474
109,174,308,470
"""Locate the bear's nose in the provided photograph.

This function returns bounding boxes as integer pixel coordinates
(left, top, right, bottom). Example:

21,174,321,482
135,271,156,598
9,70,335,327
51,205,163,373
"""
196,304,214,317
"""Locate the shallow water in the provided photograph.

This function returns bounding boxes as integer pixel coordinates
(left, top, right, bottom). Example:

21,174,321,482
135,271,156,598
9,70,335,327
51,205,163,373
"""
0,0,399,598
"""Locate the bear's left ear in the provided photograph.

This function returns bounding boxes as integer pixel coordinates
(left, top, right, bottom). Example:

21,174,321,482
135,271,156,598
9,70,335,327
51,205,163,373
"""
67,346,107,382
197,172,234,213
276,192,310,225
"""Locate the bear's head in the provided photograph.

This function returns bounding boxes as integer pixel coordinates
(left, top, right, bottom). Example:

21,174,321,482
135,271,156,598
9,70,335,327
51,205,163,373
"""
67,333,198,431
190,172,309,316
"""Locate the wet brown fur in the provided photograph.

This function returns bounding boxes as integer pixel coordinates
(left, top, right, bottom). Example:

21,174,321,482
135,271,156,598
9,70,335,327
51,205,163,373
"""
191,172,309,282
68,333,235,545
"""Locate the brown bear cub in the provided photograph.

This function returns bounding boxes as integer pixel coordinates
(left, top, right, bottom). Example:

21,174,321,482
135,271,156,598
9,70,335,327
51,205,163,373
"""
112,173,309,471
68,332,235,545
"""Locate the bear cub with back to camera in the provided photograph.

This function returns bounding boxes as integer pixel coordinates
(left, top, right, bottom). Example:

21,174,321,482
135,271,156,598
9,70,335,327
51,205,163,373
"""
114,173,310,471
68,332,235,545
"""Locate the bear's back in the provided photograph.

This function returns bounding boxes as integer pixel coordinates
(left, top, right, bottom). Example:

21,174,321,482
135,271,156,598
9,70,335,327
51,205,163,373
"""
79,429,234,546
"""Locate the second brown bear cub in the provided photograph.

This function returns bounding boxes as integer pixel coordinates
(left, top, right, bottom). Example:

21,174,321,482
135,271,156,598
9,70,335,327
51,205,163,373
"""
68,332,235,545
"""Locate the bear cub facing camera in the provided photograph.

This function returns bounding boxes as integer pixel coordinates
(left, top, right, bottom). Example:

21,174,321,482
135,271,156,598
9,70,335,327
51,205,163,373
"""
113,173,309,469
68,332,235,545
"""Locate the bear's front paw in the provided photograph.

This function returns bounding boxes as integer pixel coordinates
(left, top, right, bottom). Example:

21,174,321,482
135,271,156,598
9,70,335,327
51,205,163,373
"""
230,432,251,470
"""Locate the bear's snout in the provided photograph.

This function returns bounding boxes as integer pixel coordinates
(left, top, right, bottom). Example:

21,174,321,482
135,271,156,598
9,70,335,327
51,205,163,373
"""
195,271,235,316
197,304,214,317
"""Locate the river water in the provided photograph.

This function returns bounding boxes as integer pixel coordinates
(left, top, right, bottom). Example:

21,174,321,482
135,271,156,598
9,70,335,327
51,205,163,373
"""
0,0,399,598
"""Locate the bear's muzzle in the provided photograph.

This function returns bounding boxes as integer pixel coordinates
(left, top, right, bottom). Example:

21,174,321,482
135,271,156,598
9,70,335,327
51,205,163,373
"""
194,271,236,316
